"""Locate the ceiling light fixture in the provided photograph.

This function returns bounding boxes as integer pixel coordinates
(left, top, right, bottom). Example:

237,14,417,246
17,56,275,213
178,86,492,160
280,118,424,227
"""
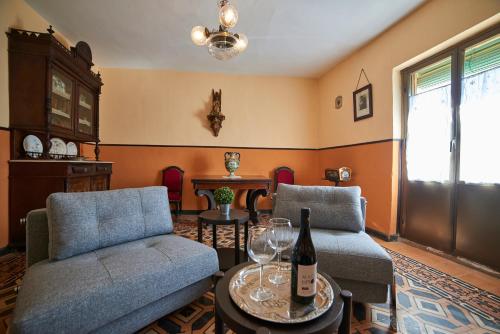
191,0,248,61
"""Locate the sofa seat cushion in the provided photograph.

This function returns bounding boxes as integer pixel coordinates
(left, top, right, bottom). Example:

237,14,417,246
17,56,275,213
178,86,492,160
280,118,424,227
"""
304,229,393,285
12,235,218,334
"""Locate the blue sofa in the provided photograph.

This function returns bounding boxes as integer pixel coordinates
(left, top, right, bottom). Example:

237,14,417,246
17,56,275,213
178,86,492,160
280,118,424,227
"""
12,186,219,334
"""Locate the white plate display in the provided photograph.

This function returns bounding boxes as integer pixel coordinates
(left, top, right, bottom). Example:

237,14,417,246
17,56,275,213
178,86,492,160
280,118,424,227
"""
66,142,78,157
49,137,67,157
23,135,43,158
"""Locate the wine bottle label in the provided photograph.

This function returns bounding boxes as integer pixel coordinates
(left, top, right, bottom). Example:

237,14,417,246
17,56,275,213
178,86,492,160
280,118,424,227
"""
297,263,317,297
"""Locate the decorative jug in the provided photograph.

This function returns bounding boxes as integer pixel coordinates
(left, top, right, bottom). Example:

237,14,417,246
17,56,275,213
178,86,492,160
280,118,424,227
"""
224,152,240,177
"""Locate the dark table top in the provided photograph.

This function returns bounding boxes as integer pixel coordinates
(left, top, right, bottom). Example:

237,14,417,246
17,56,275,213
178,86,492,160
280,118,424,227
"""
198,209,250,224
215,262,344,334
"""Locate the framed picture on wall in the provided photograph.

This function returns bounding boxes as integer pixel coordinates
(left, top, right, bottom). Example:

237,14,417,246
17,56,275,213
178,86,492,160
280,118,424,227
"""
353,83,373,121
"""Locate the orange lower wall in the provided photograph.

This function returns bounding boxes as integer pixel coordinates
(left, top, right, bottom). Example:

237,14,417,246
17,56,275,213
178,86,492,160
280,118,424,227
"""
82,141,399,237
318,140,399,236
82,144,321,211
0,130,9,248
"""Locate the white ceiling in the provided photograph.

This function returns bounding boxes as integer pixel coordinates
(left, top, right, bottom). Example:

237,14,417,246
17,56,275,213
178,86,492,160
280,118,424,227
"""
26,0,424,78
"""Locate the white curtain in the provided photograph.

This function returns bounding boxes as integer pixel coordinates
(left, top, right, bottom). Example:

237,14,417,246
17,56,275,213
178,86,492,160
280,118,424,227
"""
459,67,500,184
406,85,452,182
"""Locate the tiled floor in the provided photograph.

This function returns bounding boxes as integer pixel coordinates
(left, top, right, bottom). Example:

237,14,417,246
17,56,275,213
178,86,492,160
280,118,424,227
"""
376,238,500,296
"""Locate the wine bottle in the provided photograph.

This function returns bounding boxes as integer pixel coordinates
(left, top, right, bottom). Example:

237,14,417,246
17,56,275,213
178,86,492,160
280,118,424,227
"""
291,207,317,305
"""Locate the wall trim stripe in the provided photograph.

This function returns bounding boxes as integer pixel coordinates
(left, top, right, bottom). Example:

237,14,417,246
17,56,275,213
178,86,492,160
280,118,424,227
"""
0,126,10,132
318,138,402,151
95,138,401,151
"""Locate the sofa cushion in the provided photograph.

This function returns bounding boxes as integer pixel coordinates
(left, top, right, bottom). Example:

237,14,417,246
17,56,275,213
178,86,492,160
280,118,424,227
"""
274,184,364,232
12,234,219,334
308,229,393,285
47,186,173,261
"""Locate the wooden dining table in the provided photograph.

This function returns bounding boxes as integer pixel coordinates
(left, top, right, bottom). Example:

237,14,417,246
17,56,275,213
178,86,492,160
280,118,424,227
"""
191,175,272,222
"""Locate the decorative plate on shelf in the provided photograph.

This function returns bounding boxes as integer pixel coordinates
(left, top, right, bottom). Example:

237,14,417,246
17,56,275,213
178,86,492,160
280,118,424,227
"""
228,262,334,324
66,142,78,157
49,137,67,157
23,135,43,158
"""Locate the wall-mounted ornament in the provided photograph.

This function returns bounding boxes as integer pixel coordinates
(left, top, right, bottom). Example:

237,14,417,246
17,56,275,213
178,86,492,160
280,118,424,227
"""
207,89,225,137
353,68,373,121
335,96,343,109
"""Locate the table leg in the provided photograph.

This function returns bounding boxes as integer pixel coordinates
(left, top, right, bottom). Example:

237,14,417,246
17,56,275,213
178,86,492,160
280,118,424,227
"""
245,190,254,210
248,189,269,223
235,220,240,265
212,224,217,249
339,290,352,334
244,221,249,257
195,189,216,210
215,304,224,334
197,219,202,243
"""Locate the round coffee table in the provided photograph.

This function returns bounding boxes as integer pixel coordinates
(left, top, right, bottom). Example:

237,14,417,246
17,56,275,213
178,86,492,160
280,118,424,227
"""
214,262,353,334
197,209,250,271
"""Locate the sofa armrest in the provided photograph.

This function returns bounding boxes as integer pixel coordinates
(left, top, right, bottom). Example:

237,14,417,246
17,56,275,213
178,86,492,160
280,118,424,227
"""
26,209,49,267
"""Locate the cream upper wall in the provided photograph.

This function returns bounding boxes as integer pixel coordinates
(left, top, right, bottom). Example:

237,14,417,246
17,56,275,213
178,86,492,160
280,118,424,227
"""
99,68,319,148
0,0,72,128
318,0,500,148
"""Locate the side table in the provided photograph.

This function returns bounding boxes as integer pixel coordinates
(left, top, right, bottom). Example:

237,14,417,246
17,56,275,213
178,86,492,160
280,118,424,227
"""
197,209,249,271
214,262,353,334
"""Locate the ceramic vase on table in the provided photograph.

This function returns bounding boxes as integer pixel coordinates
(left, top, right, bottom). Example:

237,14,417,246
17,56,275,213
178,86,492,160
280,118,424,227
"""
224,152,240,177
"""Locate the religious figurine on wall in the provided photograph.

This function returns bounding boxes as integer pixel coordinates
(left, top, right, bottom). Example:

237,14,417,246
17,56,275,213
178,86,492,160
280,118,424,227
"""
207,89,225,137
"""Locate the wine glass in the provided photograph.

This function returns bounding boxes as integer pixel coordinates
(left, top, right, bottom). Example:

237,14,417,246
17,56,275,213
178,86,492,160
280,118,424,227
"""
247,227,277,302
268,218,294,285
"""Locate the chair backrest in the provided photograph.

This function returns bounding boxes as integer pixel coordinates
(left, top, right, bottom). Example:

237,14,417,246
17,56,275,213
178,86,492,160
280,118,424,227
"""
274,166,294,192
273,184,365,232
162,166,184,193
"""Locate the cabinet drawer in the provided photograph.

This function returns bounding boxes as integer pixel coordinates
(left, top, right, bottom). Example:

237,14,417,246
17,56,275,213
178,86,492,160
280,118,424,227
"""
69,164,95,175
91,175,109,191
96,164,112,173
67,177,91,192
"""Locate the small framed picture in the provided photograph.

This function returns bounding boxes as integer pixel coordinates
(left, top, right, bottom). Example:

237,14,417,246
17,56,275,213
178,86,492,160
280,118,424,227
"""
353,84,373,121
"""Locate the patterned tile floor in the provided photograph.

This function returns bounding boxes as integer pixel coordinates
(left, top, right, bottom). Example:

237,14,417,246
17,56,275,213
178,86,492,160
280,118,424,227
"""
1,215,499,334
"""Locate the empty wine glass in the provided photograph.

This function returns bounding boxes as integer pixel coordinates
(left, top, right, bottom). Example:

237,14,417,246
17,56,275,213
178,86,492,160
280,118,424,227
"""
268,218,293,285
247,227,277,302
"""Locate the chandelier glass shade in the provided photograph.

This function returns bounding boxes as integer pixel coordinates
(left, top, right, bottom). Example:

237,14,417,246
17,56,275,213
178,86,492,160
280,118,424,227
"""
191,0,247,60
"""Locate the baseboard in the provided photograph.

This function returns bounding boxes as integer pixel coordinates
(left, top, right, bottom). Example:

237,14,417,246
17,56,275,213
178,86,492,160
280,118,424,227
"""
0,245,14,256
366,227,399,242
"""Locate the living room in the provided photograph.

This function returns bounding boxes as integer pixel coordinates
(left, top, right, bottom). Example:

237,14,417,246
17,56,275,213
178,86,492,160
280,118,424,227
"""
0,0,499,333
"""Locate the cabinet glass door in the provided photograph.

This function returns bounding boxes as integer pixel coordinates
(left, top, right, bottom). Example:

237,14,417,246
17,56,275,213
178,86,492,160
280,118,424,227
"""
77,85,94,136
51,69,74,129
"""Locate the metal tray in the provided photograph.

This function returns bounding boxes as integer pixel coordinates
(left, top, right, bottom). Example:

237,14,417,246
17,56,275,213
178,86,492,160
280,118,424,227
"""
228,262,334,324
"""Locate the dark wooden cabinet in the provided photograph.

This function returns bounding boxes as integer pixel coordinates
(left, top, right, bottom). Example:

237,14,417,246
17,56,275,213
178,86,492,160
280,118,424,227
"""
9,161,112,247
7,27,102,159
7,27,112,247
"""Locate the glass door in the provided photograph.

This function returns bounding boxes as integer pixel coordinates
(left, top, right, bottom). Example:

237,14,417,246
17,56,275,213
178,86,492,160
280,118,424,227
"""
77,85,94,136
455,33,500,269
50,68,74,130
401,55,456,252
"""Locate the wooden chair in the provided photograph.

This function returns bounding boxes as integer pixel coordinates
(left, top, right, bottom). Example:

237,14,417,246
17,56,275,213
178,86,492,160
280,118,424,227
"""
273,166,295,192
161,166,184,214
